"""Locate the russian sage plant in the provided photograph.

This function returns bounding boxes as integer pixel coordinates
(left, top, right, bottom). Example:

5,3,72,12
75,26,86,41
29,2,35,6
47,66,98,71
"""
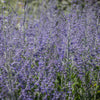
0,0,100,100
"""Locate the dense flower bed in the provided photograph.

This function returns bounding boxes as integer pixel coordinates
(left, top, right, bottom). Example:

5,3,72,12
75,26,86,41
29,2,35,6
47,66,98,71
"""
0,0,100,100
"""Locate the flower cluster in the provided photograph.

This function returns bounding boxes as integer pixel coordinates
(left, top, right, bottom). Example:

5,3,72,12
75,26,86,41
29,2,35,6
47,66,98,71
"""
0,0,100,100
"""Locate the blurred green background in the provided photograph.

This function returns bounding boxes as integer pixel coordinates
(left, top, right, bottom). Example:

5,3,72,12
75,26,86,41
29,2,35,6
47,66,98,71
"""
0,0,99,23
0,0,99,16
1,0,97,16
0,0,72,16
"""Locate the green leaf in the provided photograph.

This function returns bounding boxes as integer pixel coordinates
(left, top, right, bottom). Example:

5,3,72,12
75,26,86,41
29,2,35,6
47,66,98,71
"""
35,60,39,66
31,64,34,68
55,79,59,83
57,85,62,91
